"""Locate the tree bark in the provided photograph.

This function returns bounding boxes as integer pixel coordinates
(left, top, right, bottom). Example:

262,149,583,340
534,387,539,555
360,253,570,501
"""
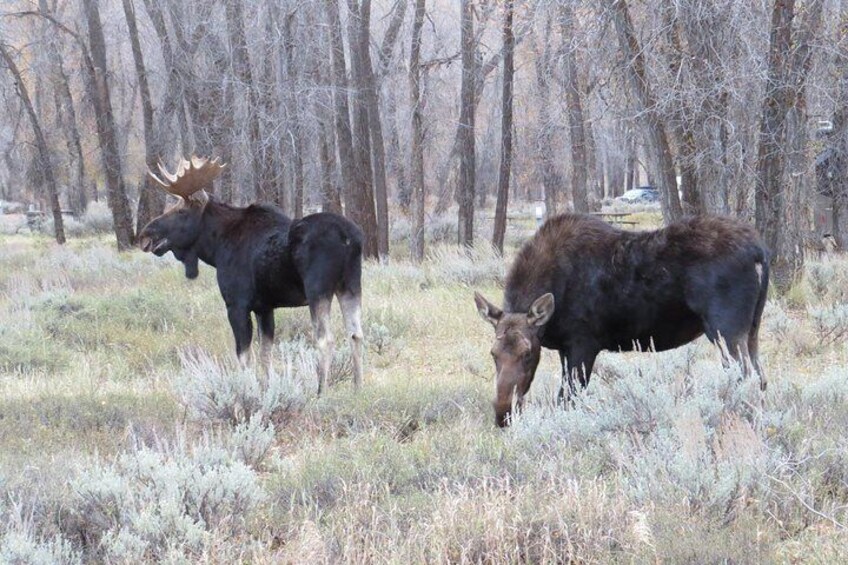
492,0,514,253
122,0,165,232
50,37,88,214
606,0,683,223
345,0,380,258
263,1,289,212
409,0,427,262
324,0,358,214
225,0,270,204
458,0,476,246
280,10,304,218
755,0,822,290
0,43,65,244
352,0,389,257
532,23,563,215
828,12,848,248
560,3,589,213
81,0,135,250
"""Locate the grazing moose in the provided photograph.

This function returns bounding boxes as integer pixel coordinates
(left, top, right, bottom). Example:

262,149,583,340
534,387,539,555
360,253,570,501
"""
475,214,769,427
138,156,364,393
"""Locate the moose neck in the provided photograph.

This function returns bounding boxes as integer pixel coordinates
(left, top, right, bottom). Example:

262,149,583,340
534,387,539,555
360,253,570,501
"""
191,199,245,268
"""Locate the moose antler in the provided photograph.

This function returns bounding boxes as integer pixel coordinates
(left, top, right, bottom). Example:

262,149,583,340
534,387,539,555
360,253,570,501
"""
149,156,225,199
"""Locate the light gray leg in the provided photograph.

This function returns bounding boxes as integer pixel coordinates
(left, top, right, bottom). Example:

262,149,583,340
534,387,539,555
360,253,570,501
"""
309,297,334,395
338,291,364,389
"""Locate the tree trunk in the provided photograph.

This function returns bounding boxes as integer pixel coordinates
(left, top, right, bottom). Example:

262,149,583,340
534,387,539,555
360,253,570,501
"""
829,13,848,249
81,0,135,250
532,24,562,215
435,41,518,215
458,0,476,245
122,0,164,232
409,0,427,262
263,1,289,212
492,0,514,253
225,0,269,203
755,0,822,290
0,43,65,244
606,0,683,223
51,40,88,214
345,0,380,258
353,0,389,257
661,1,703,216
560,3,589,213
140,0,193,155
324,1,359,215
280,11,304,218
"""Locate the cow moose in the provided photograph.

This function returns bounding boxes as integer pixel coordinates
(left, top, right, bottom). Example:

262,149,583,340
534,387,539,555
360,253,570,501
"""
474,214,769,427
138,156,364,394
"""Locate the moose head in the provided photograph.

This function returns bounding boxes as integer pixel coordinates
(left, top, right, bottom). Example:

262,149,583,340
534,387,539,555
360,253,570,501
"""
138,156,225,279
474,291,555,427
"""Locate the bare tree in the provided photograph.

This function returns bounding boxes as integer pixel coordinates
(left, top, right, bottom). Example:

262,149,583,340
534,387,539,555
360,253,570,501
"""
492,0,514,253
82,0,135,249
755,0,823,289
409,0,427,262
122,0,164,232
0,42,64,244
458,0,476,246
560,3,589,213
605,0,683,223
346,0,380,258
352,0,390,256
225,0,269,204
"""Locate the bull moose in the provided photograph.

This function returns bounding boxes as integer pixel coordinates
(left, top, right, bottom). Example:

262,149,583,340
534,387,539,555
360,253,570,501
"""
475,214,769,427
138,156,363,393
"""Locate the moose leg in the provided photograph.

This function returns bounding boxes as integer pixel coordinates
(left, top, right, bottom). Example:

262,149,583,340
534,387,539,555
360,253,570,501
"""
557,351,574,406
309,296,334,395
227,305,254,367
557,348,597,406
338,291,364,389
748,329,766,391
256,310,275,373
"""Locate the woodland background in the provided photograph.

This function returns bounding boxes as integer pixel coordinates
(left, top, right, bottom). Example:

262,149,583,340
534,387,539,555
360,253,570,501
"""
1,0,847,285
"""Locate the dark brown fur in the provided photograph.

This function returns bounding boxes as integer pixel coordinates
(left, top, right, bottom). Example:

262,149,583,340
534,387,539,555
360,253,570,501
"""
476,214,769,427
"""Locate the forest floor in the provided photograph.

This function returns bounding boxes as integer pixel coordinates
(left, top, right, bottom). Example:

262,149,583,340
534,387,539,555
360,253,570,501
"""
1,207,848,563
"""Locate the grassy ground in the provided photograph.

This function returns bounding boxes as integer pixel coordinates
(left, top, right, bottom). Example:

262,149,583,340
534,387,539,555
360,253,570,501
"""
1,208,848,563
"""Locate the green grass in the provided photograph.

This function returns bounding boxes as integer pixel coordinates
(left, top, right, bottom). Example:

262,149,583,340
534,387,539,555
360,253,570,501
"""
2,211,848,562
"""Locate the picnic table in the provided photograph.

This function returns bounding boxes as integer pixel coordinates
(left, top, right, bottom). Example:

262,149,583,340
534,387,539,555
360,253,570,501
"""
590,212,637,227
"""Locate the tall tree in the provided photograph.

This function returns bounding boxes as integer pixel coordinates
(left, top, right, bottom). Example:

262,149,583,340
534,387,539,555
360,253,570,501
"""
532,19,563,215
279,10,303,218
82,0,135,249
755,0,823,289
560,3,589,213
0,42,65,244
458,0,476,246
345,0,380,258
605,0,683,223
122,0,164,232
492,0,514,253
352,0,390,257
324,0,367,225
409,0,426,262
225,0,270,204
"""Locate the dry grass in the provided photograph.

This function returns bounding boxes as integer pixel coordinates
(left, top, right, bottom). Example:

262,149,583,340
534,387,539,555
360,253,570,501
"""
1,212,848,562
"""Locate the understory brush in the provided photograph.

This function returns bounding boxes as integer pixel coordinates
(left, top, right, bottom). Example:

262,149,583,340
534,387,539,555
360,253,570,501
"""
2,238,848,562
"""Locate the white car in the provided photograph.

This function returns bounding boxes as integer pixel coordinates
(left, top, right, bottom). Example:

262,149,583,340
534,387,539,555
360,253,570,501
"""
616,186,660,205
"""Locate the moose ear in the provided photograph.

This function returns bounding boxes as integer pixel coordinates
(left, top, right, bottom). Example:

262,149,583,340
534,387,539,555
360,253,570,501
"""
527,293,555,327
474,291,503,328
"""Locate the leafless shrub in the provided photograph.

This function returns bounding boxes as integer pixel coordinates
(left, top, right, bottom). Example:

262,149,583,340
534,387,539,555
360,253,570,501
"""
172,346,309,427
64,431,265,562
